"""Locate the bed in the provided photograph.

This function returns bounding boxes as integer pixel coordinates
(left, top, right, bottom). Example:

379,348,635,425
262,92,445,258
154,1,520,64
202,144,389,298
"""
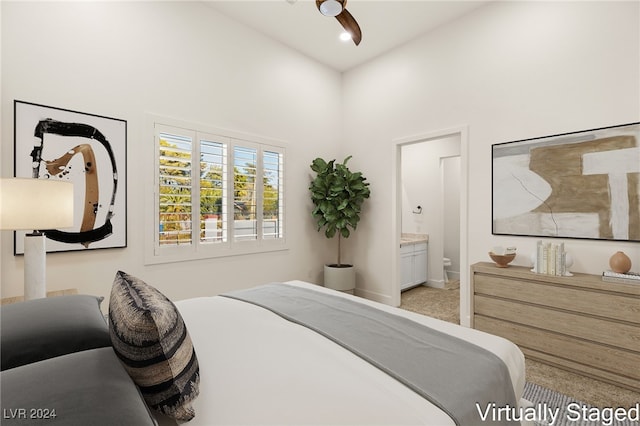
1,278,527,425
155,280,528,426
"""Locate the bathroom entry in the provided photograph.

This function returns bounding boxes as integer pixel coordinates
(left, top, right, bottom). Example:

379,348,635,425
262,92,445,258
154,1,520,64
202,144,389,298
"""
399,135,461,289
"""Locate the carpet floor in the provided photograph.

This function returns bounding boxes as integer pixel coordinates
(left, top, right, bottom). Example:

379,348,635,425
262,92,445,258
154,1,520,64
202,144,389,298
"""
400,284,640,416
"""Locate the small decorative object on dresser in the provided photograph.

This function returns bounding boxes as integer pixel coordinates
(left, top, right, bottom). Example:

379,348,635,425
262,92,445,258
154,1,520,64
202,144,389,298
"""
602,269,640,284
488,246,516,267
609,251,632,273
531,240,573,276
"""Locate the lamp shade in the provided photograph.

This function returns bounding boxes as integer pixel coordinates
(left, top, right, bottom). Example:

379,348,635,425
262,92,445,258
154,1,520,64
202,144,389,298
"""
0,178,74,231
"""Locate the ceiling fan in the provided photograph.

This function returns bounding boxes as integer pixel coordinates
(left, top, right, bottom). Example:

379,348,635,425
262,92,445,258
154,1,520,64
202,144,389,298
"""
315,0,362,46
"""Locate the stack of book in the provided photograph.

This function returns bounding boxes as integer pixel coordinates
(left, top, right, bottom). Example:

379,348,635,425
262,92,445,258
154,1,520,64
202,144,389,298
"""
533,241,570,276
602,270,640,285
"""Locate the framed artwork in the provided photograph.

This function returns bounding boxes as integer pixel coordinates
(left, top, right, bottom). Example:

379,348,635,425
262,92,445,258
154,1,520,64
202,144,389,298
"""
14,100,127,253
492,122,640,242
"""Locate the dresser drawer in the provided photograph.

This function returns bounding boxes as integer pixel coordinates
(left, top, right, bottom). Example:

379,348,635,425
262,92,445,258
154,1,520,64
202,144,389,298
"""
473,274,640,323
475,315,640,391
474,295,640,351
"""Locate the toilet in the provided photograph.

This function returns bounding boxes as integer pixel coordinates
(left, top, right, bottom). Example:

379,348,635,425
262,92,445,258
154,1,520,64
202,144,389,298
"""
443,257,452,283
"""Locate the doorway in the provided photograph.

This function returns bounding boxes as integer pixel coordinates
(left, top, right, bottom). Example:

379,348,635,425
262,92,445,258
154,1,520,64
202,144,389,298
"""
392,126,471,326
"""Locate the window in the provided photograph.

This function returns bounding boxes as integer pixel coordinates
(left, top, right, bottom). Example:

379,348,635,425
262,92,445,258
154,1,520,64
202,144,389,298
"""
152,121,285,262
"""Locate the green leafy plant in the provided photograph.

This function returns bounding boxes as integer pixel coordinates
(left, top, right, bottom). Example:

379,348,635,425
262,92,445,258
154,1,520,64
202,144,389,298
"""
309,156,371,266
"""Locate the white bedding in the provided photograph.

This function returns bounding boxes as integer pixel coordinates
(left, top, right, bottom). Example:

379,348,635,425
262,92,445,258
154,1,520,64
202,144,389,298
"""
157,280,526,425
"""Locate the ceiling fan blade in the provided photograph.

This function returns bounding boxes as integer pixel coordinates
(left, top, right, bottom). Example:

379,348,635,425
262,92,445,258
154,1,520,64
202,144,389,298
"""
336,8,362,46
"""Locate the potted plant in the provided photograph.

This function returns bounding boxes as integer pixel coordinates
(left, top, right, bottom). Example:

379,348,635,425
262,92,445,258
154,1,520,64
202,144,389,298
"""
309,156,371,293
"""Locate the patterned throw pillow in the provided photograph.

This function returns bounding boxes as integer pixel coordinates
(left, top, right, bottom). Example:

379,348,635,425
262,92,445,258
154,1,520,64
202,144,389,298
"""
108,271,200,421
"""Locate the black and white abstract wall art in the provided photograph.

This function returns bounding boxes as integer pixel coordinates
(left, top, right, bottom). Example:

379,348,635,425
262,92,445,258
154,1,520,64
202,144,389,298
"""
14,100,127,253
492,122,640,242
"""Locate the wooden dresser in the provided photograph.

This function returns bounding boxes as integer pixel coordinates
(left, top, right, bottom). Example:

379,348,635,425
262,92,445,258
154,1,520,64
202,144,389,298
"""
470,262,640,392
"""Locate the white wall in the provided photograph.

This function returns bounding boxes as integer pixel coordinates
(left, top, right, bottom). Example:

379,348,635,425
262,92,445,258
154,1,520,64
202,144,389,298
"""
442,155,461,282
342,1,640,318
1,1,342,302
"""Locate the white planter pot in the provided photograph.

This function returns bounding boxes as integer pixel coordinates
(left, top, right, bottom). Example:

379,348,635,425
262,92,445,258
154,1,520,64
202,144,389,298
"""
324,264,355,293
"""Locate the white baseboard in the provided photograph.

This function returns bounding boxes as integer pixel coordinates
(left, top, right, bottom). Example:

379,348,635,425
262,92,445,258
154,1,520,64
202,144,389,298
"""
446,270,461,281
354,287,394,306
426,279,445,289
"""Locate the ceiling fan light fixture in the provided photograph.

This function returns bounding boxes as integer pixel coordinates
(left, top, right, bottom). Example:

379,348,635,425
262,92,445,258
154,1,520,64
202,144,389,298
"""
339,31,352,41
319,0,343,17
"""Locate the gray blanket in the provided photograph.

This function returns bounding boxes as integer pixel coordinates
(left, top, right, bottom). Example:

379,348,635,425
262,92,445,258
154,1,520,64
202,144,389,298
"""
222,283,518,426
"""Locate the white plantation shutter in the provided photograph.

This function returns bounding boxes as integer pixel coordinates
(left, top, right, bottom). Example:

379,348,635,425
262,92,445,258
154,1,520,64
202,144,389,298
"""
233,145,258,242
152,120,286,262
158,131,193,247
200,137,227,244
263,149,284,239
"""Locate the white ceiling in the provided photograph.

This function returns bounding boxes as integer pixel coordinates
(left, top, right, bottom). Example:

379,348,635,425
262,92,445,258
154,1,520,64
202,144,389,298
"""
203,1,489,72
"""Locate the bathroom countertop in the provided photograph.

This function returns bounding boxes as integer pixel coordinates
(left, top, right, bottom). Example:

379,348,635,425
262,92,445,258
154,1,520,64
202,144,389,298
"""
400,233,429,247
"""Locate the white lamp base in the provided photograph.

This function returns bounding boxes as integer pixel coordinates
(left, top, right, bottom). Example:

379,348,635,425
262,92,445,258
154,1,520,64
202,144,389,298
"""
24,233,47,301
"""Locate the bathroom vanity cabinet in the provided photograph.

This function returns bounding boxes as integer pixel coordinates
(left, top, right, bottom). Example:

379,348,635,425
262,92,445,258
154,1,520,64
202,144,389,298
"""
400,240,428,291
